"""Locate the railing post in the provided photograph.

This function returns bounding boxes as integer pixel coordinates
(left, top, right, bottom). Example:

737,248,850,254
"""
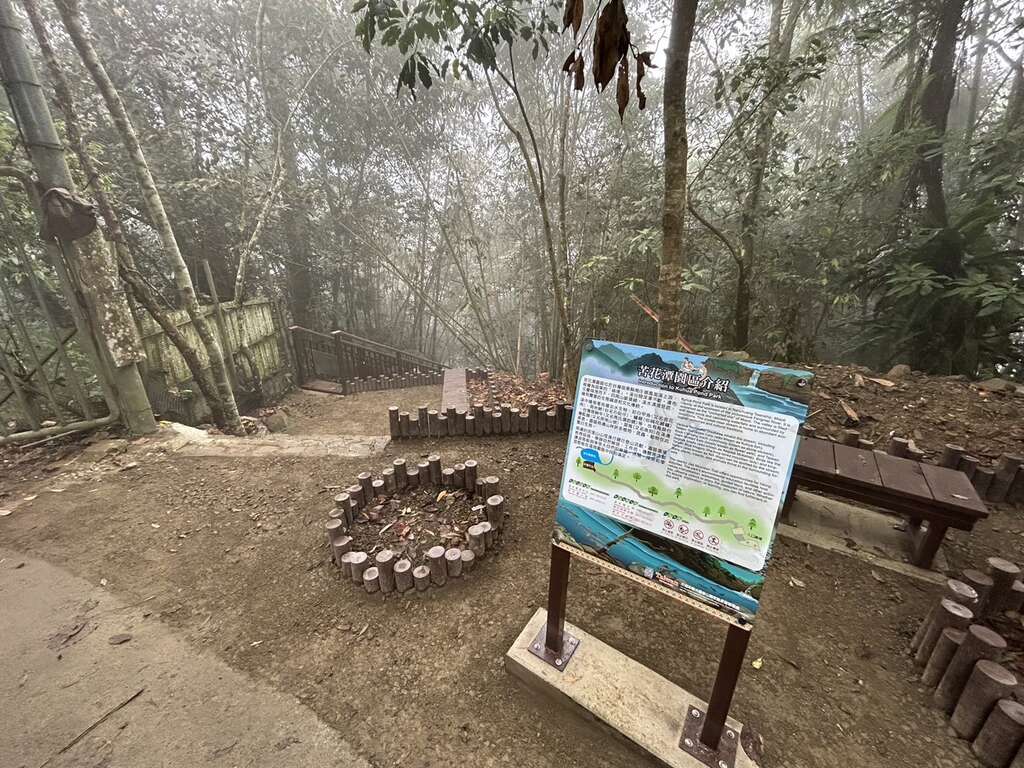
289,326,309,384
331,331,347,383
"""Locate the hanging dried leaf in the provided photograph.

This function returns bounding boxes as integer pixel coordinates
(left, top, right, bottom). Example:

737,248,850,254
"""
591,0,629,92
637,50,656,68
562,50,576,72
574,55,585,91
562,0,583,34
616,58,629,120
572,0,584,35
635,53,647,111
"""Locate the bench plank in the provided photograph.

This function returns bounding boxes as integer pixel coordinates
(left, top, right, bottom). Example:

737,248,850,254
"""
919,461,987,516
833,444,881,485
874,452,934,500
796,436,835,474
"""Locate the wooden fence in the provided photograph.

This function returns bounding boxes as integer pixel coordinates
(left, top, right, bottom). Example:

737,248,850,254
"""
290,326,446,393
139,298,290,422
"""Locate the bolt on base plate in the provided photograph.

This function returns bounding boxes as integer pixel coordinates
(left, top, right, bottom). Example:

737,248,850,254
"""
678,706,739,768
526,625,580,671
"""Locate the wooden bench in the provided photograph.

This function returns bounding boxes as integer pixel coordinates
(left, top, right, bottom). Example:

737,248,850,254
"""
783,436,988,568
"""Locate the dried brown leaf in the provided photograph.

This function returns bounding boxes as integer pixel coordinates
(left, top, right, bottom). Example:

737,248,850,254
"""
591,0,629,91
562,50,576,72
616,58,629,119
574,54,585,91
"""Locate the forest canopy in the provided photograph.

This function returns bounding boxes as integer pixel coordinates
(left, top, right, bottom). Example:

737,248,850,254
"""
2,0,1022,405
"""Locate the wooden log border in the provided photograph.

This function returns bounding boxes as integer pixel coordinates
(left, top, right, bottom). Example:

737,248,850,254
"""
324,455,510,598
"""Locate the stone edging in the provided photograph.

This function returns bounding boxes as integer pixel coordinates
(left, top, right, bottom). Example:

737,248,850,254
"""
324,455,508,596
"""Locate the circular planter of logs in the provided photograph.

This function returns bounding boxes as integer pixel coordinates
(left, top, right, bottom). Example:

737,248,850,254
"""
324,454,509,598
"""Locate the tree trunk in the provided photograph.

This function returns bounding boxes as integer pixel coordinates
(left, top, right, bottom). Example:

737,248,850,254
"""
53,0,242,433
963,0,992,148
918,0,968,230
657,0,698,351
733,0,804,350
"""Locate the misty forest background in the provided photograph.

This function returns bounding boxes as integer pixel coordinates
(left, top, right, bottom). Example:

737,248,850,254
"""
2,0,1023,411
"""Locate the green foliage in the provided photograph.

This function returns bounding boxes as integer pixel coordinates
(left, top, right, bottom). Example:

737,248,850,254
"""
353,0,560,94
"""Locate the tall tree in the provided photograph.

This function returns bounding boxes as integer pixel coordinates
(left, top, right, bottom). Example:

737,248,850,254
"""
53,0,243,433
657,0,698,349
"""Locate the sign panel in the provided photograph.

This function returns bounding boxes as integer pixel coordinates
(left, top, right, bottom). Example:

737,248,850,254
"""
554,340,813,623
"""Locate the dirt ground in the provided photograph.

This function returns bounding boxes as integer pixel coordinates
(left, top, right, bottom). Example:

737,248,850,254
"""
2,371,1023,768
276,385,440,435
3,429,1023,768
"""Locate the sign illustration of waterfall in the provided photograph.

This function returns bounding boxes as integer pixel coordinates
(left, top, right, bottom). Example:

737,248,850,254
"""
554,340,814,623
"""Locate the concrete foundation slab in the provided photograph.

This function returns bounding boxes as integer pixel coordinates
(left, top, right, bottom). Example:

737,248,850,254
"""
505,608,762,768
777,491,947,583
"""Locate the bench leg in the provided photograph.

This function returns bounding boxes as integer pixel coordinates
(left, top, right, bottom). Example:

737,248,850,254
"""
913,522,948,569
780,479,797,525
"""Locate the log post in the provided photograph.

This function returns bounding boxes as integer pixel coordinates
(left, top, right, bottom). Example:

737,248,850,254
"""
455,409,466,435
408,416,420,437
357,472,373,500
1007,581,1024,614
972,700,1024,768
546,409,557,432
986,557,1022,616
519,412,529,433
480,520,494,549
339,551,357,579
537,408,548,433
935,625,1008,712
491,410,502,435
445,547,463,577
371,478,385,499
362,566,381,594
428,454,442,485
974,468,996,497
406,467,420,488
382,468,396,493
468,522,486,558
959,456,980,480
427,545,447,586
461,549,475,573
393,458,407,489
841,429,860,446
453,463,466,489
388,406,400,438
527,402,538,432
509,408,520,434
418,405,428,426
888,436,910,457
989,455,1024,503
428,409,439,436
325,519,345,548
964,569,996,614
413,564,431,591
501,404,512,433
398,412,410,437
348,484,365,510
922,627,966,687
436,413,448,435
393,558,413,593
417,461,430,482
441,467,455,487
564,404,573,430
375,549,396,594
464,460,478,492
465,414,476,435
914,599,973,665
486,494,505,531
481,407,492,435
349,551,369,584
952,661,1018,740
483,475,500,497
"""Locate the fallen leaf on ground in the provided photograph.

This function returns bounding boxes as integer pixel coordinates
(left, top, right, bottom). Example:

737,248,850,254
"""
752,657,764,669
788,577,806,588
108,633,132,645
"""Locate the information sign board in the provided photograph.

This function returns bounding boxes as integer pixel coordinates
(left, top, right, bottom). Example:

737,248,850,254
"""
554,340,813,622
